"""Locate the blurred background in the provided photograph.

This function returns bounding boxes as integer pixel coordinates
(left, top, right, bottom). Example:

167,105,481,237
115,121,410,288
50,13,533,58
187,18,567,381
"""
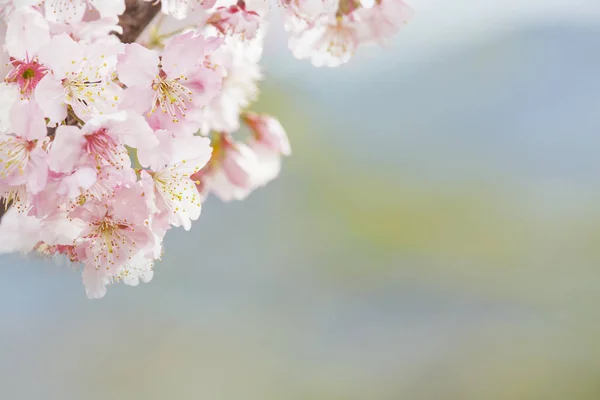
2,0,600,398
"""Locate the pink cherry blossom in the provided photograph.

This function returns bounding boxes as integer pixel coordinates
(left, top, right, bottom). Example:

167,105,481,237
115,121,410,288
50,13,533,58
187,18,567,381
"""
48,112,157,173
209,0,261,40
0,100,48,195
193,133,259,201
118,32,222,133
244,112,291,156
288,13,360,67
283,0,413,66
5,57,49,99
35,33,124,123
244,113,291,187
137,130,212,228
29,167,97,217
0,0,413,298
356,0,413,44
3,7,50,99
73,184,152,298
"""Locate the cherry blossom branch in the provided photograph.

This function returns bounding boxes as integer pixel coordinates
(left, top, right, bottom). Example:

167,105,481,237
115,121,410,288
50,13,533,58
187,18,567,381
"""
0,0,412,298
0,1,159,222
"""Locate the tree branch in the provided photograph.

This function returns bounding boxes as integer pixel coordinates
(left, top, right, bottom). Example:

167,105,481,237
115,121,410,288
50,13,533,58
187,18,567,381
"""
116,0,161,43
0,201,7,220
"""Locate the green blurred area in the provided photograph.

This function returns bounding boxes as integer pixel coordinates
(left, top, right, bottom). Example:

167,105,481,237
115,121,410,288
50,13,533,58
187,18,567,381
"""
212,85,600,399
3,21,600,400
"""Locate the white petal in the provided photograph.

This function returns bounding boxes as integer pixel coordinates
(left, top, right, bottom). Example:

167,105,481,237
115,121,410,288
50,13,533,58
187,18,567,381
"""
0,207,41,254
89,0,125,18
5,7,50,59
34,75,67,124
40,211,85,246
117,43,159,88
0,83,20,134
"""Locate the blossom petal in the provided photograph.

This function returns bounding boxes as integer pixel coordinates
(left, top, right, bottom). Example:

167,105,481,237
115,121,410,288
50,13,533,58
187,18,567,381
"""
37,34,83,78
117,43,159,88
10,100,46,141
0,207,41,254
49,125,88,173
34,75,67,124
5,6,50,59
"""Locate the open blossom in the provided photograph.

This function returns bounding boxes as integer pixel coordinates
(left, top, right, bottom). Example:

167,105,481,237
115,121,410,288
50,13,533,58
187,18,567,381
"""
0,0,412,298
355,0,413,44
0,100,49,195
194,114,291,201
284,0,412,66
244,112,291,187
193,133,259,201
5,57,49,99
4,7,51,99
208,0,261,40
118,31,222,135
48,112,157,173
73,184,153,298
287,12,360,67
35,33,124,123
139,131,212,230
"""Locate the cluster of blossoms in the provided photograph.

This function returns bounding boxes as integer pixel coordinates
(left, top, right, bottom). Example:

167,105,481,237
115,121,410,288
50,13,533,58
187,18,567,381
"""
0,0,412,298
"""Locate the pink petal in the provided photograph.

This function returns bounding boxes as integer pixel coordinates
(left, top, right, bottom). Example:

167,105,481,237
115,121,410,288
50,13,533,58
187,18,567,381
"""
49,126,86,173
37,33,83,77
117,43,159,88
10,100,46,141
34,75,67,124
5,7,51,59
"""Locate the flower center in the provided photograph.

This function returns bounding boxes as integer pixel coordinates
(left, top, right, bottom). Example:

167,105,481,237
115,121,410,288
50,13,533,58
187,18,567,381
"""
154,167,201,213
150,76,193,123
86,217,133,269
85,129,127,169
5,58,48,99
63,73,103,108
22,68,35,79
324,21,356,58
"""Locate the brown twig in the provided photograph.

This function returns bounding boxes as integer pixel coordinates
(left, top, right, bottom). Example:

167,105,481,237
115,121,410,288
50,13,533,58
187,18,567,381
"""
0,1,160,222
0,200,7,220
116,0,161,43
